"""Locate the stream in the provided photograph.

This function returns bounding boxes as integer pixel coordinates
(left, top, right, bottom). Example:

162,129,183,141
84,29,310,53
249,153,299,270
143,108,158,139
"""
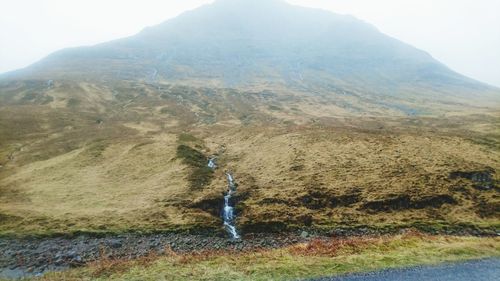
223,172,240,239
208,157,240,239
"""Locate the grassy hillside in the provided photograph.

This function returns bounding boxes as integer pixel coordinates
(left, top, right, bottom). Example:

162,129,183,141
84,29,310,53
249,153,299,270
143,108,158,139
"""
0,80,498,237
8,0,500,106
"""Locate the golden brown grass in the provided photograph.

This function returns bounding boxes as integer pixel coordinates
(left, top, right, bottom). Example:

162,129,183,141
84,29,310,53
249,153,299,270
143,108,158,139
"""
0,80,498,236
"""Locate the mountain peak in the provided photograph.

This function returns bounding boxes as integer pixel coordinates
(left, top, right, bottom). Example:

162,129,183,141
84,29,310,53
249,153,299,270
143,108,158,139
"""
3,0,497,100
212,0,285,6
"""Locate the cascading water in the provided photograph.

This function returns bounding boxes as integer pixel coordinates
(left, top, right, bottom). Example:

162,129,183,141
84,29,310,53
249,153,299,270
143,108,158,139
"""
223,172,240,239
207,157,240,239
208,157,217,170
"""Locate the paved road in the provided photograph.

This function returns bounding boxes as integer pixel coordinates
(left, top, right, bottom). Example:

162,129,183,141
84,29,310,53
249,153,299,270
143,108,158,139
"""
311,258,500,281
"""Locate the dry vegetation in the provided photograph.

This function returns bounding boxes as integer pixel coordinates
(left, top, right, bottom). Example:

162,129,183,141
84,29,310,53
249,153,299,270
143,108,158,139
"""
0,80,499,236
29,233,500,281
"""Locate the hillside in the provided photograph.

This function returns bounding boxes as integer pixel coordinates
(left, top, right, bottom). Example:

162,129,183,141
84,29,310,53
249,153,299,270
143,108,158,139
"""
0,0,499,238
0,79,498,237
3,0,499,113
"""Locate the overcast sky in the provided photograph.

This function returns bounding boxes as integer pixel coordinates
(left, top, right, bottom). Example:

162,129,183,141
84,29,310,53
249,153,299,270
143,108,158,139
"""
1,0,499,87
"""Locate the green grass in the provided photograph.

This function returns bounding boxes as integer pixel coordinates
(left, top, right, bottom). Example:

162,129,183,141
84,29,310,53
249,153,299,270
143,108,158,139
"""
35,234,500,281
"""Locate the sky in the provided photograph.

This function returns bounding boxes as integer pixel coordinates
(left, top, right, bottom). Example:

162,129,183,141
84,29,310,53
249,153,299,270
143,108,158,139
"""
0,0,499,87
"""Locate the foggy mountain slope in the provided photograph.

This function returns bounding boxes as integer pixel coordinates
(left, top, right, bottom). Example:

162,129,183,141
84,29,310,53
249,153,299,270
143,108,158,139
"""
0,0,499,245
3,0,499,103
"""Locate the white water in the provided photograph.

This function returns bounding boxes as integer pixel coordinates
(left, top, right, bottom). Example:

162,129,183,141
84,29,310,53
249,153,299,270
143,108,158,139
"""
223,172,240,239
226,172,237,191
207,157,240,239
208,157,217,170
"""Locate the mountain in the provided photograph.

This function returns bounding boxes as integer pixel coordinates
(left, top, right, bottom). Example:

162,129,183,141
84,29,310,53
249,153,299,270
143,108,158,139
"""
4,0,499,105
0,0,499,243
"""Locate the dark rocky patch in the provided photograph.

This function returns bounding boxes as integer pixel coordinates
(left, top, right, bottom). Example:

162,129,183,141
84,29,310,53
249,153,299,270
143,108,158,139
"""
449,169,496,191
259,190,361,210
240,221,288,233
260,197,290,205
363,195,411,212
232,190,252,202
362,194,457,212
189,196,223,217
411,195,457,209
449,170,493,182
475,199,500,218
299,190,362,210
189,190,251,219
298,214,313,226
290,164,304,171
331,194,362,208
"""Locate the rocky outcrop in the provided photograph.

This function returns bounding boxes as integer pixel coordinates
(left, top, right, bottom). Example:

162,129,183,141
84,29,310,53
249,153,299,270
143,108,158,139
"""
449,169,497,191
475,199,500,218
300,192,361,210
362,194,457,212
259,190,361,210
189,196,223,217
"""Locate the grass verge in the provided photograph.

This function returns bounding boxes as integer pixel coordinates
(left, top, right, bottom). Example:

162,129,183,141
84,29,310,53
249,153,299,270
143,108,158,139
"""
36,233,500,281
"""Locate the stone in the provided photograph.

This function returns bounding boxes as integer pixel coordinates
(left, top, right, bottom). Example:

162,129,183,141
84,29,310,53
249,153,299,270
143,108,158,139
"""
108,239,122,249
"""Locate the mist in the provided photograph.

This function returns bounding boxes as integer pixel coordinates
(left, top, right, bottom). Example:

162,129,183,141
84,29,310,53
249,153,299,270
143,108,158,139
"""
1,0,499,87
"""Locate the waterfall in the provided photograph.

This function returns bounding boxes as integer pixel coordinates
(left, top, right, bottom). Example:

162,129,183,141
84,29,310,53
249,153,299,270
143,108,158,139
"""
223,172,240,239
208,157,217,170
222,172,240,239
207,157,240,239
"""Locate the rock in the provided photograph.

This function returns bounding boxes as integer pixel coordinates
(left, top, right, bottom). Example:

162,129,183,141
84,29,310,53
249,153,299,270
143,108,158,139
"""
66,251,77,259
449,170,496,190
74,256,82,263
108,239,122,249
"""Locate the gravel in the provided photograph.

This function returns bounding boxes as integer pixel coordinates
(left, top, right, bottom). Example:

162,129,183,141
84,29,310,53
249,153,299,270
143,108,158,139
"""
1,227,497,279
0,232,308,279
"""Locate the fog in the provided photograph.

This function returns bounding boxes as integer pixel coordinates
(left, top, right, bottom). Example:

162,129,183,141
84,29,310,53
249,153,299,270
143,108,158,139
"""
1,0,499,87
